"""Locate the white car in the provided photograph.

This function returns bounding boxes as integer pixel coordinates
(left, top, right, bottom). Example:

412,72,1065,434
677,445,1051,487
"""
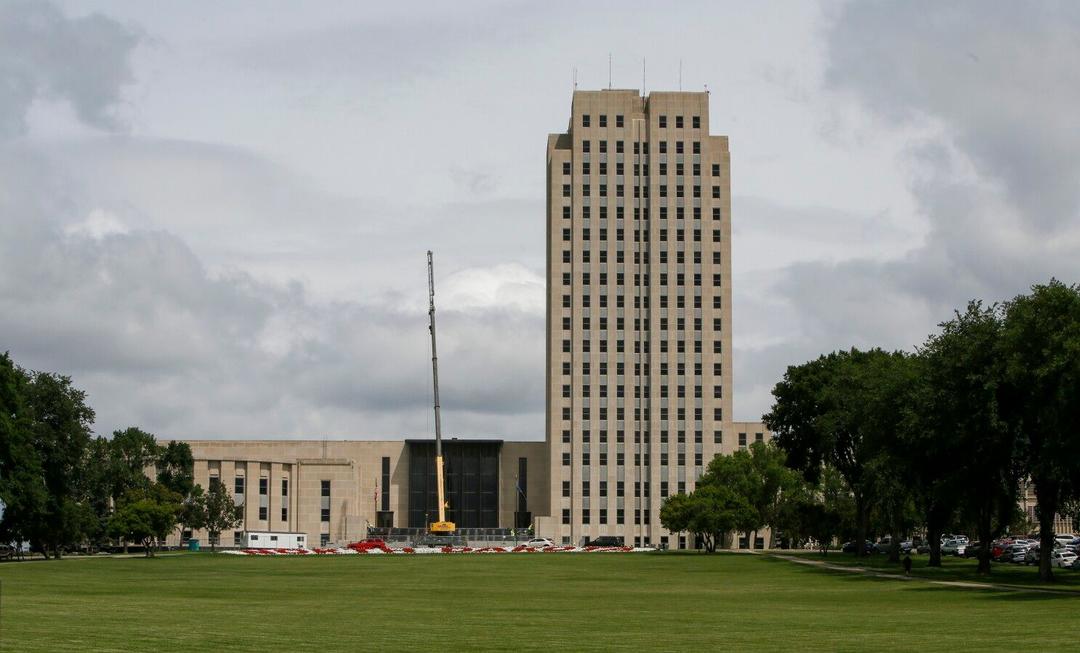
524,538,554,548
941,539,967,556
1050,549,1077,569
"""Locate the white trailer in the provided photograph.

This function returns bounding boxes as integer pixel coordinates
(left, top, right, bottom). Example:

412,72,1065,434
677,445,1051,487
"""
242,531,308,549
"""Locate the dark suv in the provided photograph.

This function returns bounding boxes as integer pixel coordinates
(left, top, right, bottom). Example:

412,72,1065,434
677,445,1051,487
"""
584,536,625,547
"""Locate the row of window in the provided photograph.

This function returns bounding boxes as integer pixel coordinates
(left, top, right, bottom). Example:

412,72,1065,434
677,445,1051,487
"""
561,291,722,310
561,430,722,445
562,480,689,498
577,140,707,156
581,114,701,130
562,184,722,200
560,227,722,245
562,384,723,399
562,508,652,525
562,248,721,268
561,406,724,421
561,315,724,332
564,161,723,178
232,476,288,496
561,205,724,222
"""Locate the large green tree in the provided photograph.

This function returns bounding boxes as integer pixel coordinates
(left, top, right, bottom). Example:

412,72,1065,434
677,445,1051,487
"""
0,353,46,554
764,348,910,557
1002,280,1080,582
24,371,96,558
659,484,756,553
108,427,160,503
108,484,183,557
914,302,1019,573
704,441,802,548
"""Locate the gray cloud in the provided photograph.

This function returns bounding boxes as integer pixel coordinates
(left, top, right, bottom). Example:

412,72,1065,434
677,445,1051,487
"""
736,1,1080,420
0,1,139,137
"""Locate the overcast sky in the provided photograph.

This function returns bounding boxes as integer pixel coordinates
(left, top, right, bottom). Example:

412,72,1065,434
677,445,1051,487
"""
2,1,1078,440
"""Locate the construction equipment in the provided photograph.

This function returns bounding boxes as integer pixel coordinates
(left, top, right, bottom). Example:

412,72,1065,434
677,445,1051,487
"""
426,251,455,535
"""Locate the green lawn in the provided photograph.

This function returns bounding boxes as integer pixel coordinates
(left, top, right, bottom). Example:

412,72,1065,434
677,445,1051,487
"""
1,552,1076,651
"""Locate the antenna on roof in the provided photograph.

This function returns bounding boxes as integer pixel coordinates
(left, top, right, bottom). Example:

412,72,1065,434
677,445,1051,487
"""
608,53,612,89
679,59,683,91
573,66,578,90
642,57,646,97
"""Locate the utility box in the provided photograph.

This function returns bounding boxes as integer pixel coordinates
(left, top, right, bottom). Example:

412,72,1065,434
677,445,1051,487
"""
242,531,308,549
187,539,200,552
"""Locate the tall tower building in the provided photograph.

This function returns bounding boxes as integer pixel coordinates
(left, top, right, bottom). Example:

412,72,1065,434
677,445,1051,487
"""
546,90,733,548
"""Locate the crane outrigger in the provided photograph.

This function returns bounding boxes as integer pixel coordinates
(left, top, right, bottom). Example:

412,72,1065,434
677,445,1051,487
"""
426,251,455,535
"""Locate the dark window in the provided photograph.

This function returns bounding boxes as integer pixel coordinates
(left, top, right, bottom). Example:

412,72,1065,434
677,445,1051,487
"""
739,432,747,448
321,480,330,497
599,114,607,127
234,476,244,495
693,116,701,129
675,115,684,128
616,115,624,127
562,162,571,175
562,509,571,524
659,115,667,128
259,477,268,495
259,506,268,520
562,481,571,497
582,114,590,127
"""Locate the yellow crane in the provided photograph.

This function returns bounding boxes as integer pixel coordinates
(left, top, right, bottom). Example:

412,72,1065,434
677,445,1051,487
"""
427,251,455,535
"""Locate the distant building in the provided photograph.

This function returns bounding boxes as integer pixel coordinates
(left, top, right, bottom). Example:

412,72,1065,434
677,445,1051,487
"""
170,89,771,552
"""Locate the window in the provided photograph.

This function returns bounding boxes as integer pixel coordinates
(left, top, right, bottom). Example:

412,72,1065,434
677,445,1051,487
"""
756,432,765,443
712,163,720,176
599,114,607,127
616,114,624,127
562,509,571,525
234,531,243,547
693,141,701,154
582,509,591,522
259,506,268,520
562,185,571,198
659,115,667,128
599,140,607,154
675,115,684,128
234,476,244,495
259,477,268,495
583,140,590,153
693,116,701,129
321,533,330,546
676,141,684,155
562,452,571,466
739,432,748,448
562,481,571,498
582,114,590,127
713,186,721,199
582,481,590,497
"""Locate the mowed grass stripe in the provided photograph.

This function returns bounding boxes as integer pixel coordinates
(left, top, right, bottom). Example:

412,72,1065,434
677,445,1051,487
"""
0,552,1075,651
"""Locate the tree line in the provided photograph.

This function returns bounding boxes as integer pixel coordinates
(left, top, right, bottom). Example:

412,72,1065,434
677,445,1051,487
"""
662,279,1080,582
0,353,242,558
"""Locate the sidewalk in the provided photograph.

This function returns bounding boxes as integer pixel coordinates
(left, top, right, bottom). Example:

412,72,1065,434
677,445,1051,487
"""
768,553,1079,595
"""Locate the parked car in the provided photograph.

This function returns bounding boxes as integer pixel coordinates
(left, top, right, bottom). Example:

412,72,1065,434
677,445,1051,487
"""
842,540,876,554
1003,544,1030,564
874,537,894,554
525,538,554,548
0,544,14,561
963,542,986,558
1054,534,1077,547
584,536,625,547
899,540,915,554
941,539,967,556
1049,549,1078,569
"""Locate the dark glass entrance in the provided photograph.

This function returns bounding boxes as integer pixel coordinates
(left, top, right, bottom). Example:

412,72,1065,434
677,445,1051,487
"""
406,440,501,528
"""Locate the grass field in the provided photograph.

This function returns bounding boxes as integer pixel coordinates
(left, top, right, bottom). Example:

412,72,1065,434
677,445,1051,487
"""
1,552,1077,651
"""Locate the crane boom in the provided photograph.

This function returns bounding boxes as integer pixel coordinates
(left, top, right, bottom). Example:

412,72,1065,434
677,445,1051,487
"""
427,251,454,534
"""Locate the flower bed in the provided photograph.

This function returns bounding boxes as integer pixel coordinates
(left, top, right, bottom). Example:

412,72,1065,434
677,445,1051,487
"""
223,543,645,556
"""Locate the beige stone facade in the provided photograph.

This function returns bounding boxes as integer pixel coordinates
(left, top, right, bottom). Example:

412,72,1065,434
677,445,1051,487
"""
168,439,549,548
541,89,767,548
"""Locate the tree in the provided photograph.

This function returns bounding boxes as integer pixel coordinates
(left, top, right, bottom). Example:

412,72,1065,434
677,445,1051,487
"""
108,484,182,557
660,484,755,553
1002,280,1080,582
156,441,195,497
108,427,160,503
24,371,95,558
202,480,243,552
915,301,1019,573
704,441,802,548
176,484,207,544
764,348,910,557
0,353,46,554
